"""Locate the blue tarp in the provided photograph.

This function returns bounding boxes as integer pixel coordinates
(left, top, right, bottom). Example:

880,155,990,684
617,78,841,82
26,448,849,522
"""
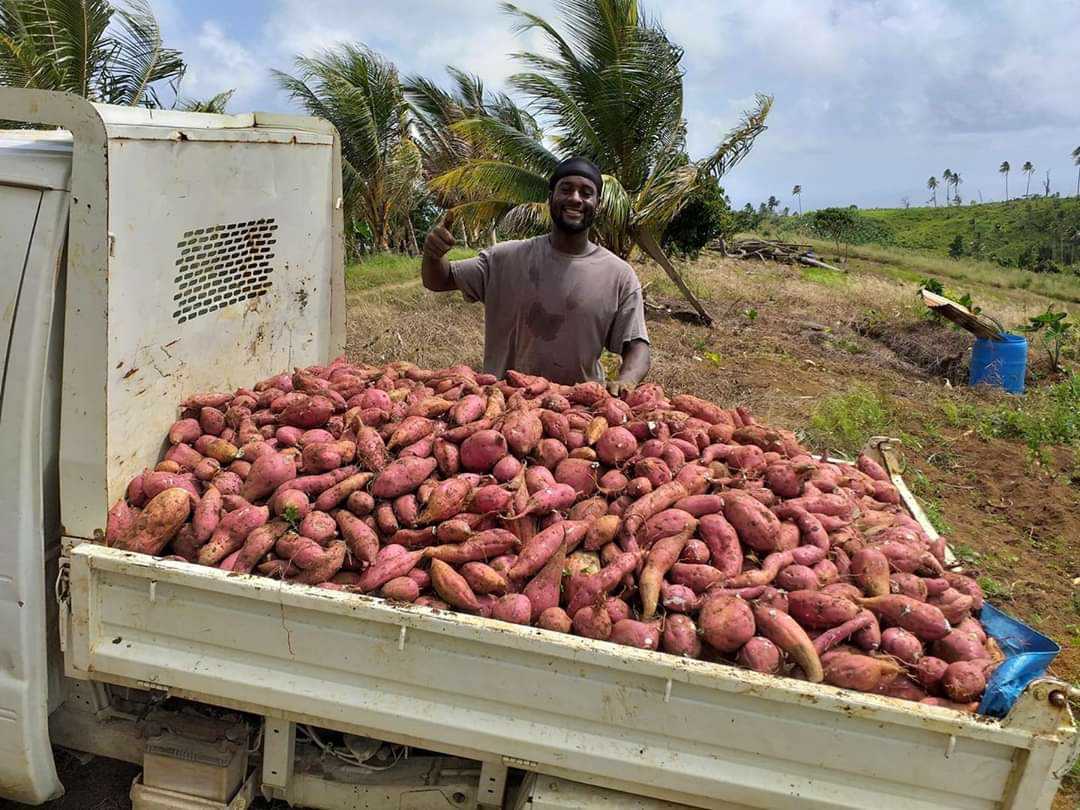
978,602,1061,718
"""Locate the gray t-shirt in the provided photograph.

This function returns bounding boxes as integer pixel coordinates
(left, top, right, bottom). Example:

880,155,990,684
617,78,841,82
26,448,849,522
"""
450,235,649,384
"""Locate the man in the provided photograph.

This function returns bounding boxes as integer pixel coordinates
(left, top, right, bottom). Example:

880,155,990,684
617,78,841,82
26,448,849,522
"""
420,157,651,394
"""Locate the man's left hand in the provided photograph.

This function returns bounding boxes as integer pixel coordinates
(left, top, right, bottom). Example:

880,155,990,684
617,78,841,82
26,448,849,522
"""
606,379,631,397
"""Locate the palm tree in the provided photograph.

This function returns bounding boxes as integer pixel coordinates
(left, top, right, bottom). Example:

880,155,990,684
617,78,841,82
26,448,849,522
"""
1022,161,1034,197
792,184,802,214
950,171,962,205
0,0,185,107
430,0,773,259
274,45,423,254
177,89,235,113
999,161,1009,201
1072,146,1079,197
927,176,938,206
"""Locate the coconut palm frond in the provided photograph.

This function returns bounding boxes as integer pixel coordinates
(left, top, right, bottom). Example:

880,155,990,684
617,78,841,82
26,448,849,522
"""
106,0,184,106
177,88,234,113
430,159,549,204
451,115,558,176
699,92,773,179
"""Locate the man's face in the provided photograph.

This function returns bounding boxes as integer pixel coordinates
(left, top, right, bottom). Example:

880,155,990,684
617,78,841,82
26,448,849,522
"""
549,175,598,234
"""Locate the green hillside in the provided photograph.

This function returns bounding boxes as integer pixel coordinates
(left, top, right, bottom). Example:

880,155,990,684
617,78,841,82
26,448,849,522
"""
781,197,1080,271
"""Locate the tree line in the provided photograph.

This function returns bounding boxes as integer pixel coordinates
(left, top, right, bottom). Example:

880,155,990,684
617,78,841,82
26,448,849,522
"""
1,0,773,262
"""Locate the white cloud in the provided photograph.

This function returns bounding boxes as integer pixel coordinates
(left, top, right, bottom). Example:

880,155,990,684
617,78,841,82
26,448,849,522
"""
162,0,1080,207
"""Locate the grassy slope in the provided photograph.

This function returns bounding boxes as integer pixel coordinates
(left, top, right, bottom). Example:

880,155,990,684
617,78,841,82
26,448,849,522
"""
860,197,1080,260
781,197,1080,268
345,247,476,291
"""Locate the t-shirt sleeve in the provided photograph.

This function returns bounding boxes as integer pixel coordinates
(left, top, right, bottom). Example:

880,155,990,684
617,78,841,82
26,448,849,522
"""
449,251,489,303
606,279,650,353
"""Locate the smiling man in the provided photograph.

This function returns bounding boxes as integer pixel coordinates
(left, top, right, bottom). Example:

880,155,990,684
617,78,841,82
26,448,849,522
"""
420,157,651,393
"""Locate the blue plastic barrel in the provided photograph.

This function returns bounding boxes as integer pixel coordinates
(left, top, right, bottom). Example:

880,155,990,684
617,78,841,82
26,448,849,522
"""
969,333,1027,394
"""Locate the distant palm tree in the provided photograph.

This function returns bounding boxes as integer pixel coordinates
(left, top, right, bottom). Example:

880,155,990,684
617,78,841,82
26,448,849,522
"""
177,89,235,114
1072,146,1079,197
951,171,962,205
1022,161,1035,197
999,161,1009,201
0,0,185,107
927,176,938,206
792,184,802,214
274,45,423,253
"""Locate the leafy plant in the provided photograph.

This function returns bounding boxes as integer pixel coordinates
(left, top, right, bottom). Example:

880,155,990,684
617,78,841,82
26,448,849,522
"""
948,234,964,258
661,176,734,257
281,505,301,532
0,0,185,107
1018,305,1073,372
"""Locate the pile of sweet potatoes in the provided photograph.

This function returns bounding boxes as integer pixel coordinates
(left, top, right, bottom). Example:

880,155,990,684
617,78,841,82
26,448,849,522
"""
104,358,999,713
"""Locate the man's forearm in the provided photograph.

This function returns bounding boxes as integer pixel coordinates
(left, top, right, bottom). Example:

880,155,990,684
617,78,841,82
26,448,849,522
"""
617,339,651,386
421,254,456,292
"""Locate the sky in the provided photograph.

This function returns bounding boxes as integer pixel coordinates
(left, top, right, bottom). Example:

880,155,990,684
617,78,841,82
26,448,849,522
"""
155,0,1080,211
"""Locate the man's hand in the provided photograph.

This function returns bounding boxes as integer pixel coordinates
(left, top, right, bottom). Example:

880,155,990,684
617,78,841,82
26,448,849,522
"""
605,379,631,397
423,211,457,261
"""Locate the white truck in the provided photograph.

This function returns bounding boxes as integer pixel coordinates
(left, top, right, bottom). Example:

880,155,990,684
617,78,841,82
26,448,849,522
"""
0,88,1077,810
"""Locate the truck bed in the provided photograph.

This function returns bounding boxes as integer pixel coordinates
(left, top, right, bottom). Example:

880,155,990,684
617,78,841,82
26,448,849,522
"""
63,543,1078,810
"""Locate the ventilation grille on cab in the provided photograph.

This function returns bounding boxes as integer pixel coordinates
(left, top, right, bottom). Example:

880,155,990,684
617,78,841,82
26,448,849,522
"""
172,218,278,323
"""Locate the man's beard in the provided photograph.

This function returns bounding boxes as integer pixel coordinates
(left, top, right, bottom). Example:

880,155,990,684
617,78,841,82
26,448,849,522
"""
551,202,595,234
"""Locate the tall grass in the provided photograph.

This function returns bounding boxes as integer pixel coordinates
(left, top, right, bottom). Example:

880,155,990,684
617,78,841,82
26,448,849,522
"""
346,248,476,291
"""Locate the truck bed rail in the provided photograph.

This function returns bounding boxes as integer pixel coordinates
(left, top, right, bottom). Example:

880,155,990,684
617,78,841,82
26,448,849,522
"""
64,544,1078,810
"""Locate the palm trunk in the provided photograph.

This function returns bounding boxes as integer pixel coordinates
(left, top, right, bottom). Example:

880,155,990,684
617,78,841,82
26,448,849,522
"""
1075,166,1079,198
1026,174,1031,197
1004,175,1008,201
406,217,419,256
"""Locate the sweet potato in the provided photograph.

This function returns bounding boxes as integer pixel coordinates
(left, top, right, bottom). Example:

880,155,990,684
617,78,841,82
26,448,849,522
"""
822,650,902,692
660,582,700,613
105,500,137,546
723,550,794,589
333,509,379,565
491,454,522,482
881,627,924,664
942,572,985,612
929,588,974,625
889,572,929,601
492,594,532,625
640,530,691,619
620,481,689,543
233,520,289,574
192,486,223,544
461,561,509,596
595,426,638,466
571,603,612,640
566,550,640,616
659,614,701,658
680,538,710,564
812,610,877,655
370,457,437,500
508,523,566,581
850,547,890,597
858,595,951,641
112,488,192,555
941,660,987,703
287,540,346,585
460,429,509,472
723,492,781,552
299,510,337,544
198,504,269,566
669,562,724,593
357,548,424,593
381,576,420,602
915,656,949,692
355,426,391,473
699,593,755,653
776,564,819,592
424,529,520,564
429,558,482,612
737,637,783,674
143,471,199,501
931,630,990,664
523,536,566,621
753,602,823,682
538,607,573,633
610,619,661,651
856,453,889,482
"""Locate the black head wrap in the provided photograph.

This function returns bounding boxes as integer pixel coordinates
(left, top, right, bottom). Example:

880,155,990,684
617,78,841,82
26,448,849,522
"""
549,157,603,197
